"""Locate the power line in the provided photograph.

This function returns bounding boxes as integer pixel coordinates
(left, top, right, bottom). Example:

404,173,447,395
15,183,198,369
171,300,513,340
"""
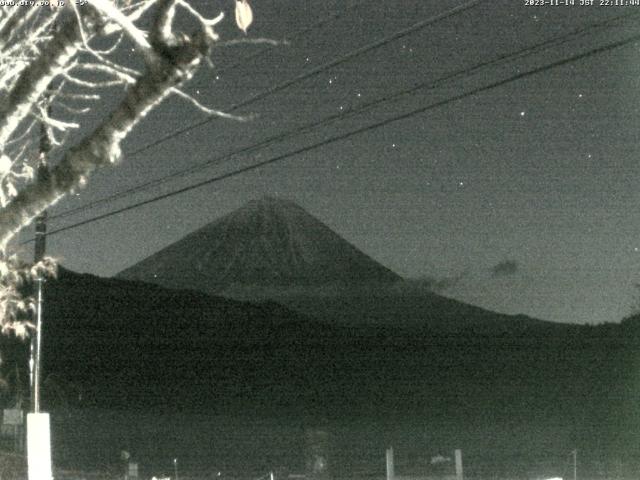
50,9,638,221
122,0,486,159
51,0,485,221
25,28,640,243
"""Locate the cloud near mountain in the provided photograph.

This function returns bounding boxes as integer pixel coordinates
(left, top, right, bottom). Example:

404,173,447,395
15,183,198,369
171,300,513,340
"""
490,259,519,278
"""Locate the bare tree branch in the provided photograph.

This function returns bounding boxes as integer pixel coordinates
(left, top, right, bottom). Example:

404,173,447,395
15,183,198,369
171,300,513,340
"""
0,0,223,248
0,13,90,147
0,0,255,332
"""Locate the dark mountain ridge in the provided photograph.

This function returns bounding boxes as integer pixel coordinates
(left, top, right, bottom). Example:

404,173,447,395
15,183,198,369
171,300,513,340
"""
1,267,639,475
3,267,636,408
2,267,634,411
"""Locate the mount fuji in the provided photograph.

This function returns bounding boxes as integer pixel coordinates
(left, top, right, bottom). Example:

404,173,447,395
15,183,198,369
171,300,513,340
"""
117,197,401,294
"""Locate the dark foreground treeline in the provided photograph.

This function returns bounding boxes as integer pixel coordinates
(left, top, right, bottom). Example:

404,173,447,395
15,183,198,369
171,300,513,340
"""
1,268,640,476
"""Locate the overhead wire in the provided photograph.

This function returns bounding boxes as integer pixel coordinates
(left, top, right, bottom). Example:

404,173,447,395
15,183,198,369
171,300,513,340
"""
49,9,640,222
21,27,640,243
50,0,486,221
121,0,486,159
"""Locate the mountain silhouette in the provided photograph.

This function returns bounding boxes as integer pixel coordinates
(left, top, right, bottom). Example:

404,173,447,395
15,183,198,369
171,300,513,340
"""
117,197,401,293
117,197,560,331
2,267,638,476
0,265,636,475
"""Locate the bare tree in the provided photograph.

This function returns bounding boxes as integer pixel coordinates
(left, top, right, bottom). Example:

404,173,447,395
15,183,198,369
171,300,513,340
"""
0,0,254,335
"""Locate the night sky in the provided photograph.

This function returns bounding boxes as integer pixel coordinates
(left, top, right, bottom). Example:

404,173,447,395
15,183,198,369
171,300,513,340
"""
19,0,640,325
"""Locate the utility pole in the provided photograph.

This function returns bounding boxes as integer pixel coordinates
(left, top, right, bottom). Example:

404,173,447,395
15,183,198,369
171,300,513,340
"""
385,447,394,480
27,100,52,480
30,120,50,413
454,449,463,480
572,449,577,480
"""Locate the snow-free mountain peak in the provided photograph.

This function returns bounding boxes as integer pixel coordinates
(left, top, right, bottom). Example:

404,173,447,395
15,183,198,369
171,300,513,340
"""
117,197,401,293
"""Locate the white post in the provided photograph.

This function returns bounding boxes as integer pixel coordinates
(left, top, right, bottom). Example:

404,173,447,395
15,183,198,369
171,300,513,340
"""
27,413,52,480
386,447,394,480
454,449,463,480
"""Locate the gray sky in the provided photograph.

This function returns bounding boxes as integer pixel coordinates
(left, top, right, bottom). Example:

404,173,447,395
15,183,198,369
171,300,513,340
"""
22,0,640,324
